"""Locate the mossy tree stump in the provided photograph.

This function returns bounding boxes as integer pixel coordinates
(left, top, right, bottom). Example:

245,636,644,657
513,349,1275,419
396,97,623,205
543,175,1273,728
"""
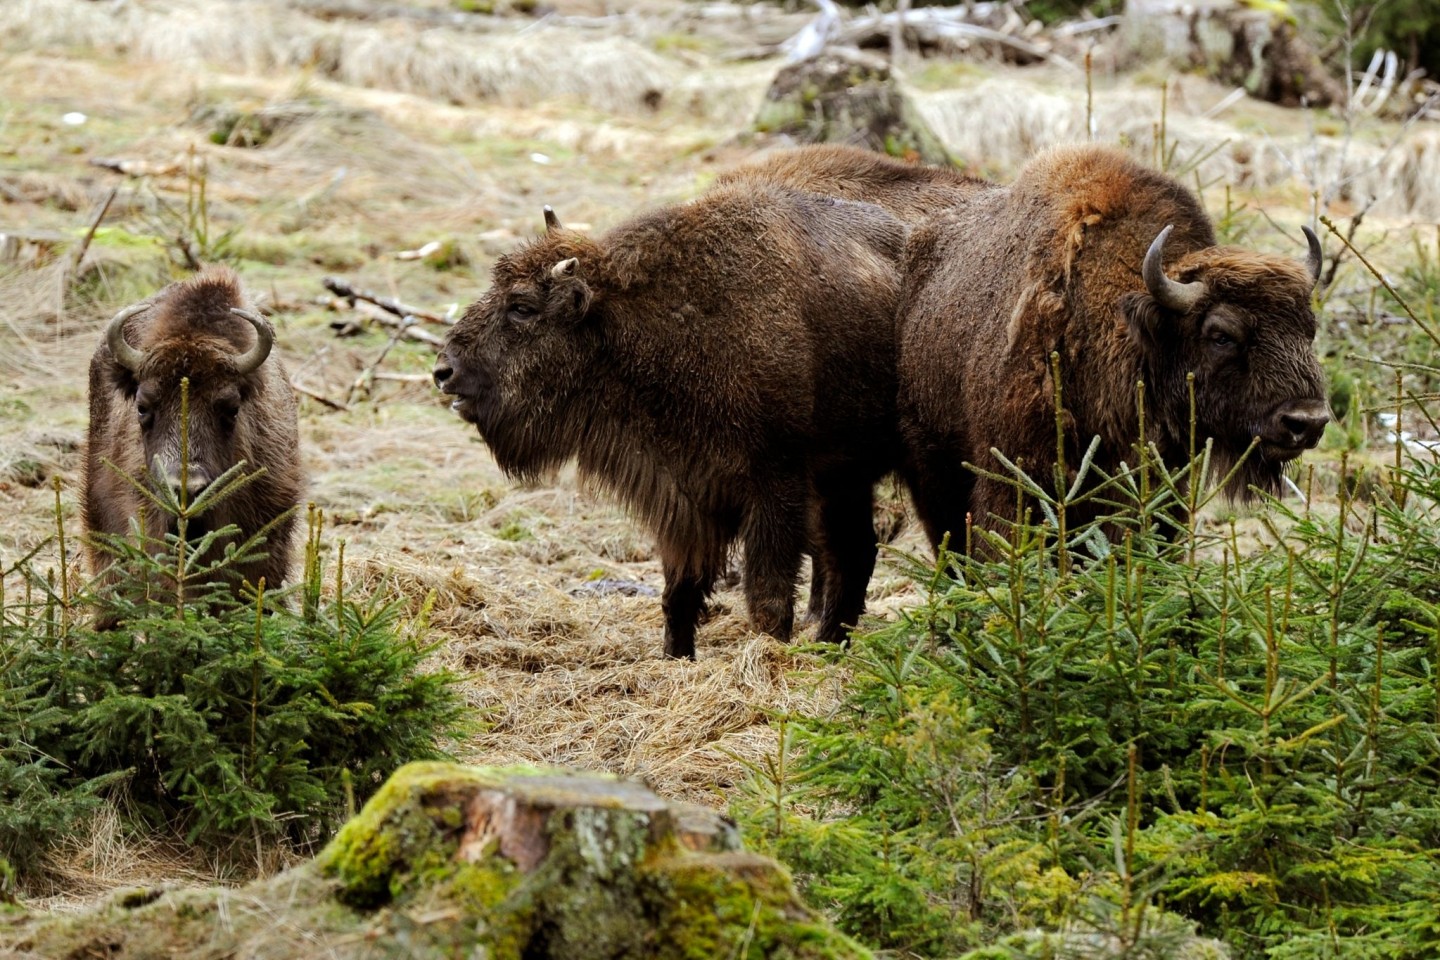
754,48,952,166
1,763,870,960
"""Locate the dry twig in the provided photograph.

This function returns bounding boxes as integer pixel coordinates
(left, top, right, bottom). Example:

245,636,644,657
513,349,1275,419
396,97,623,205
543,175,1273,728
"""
322,276,454,325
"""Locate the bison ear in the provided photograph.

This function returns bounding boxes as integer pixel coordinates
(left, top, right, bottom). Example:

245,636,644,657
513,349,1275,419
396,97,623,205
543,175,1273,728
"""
548,258,593,322
567,278,594,320
1122,291,1166,357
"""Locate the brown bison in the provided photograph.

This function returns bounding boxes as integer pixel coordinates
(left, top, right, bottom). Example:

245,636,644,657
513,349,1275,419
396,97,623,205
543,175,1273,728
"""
715,143,986,224
715,143,983,613
898,144,1328,547
85,267,304,608
433,187,906,658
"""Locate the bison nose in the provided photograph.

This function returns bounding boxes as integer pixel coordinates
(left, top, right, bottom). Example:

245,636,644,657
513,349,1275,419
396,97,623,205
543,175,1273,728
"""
1274,401,1330,449
433,358,454,391
168,471,213,506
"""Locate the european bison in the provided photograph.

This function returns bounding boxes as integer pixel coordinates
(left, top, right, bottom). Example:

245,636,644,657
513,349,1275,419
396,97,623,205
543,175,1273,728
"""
716,143,983,614
715,143,986,224
898,144,1328,547
433,187,907,658
85,267,304,607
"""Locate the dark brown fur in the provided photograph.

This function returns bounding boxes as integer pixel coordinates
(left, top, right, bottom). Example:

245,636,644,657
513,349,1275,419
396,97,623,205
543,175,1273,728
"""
898,144,1327,547
84,267,304,613
715,143,987,224
716,144,985,615
435,185,906,658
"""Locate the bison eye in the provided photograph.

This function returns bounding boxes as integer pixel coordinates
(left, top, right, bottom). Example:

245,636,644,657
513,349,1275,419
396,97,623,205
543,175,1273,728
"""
1209,332,1238,349
137,403,154,430
508,302,539,324
217,400,240,430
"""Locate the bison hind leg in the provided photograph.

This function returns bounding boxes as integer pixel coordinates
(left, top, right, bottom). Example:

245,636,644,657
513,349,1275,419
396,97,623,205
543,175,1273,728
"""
660,556,719,660
738,478,808,644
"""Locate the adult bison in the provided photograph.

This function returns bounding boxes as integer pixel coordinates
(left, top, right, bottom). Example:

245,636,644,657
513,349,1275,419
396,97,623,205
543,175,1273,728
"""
898,144,1328,547
85,266,304,609
433,187,906,658
715,143,986,223
716,143,985,613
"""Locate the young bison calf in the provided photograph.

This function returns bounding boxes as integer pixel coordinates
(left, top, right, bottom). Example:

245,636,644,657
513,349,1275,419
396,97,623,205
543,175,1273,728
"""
434,188,906,658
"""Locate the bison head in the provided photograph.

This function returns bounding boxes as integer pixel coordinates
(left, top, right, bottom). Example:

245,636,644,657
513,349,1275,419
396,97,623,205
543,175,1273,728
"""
102,295,274,534
1125,224,1329,498
433,207,601,479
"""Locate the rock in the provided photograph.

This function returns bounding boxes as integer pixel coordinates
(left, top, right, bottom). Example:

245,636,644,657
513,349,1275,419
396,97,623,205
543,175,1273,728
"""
754,48,952,166
1,762,870,960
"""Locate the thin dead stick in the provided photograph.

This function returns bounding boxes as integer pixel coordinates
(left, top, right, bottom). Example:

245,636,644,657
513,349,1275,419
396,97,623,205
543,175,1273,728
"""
344,301,447,347
373,373,435,383
1319,214,1440,349
291,380,348,411
322,276,453,325
72,185,119,272
348,314,413,405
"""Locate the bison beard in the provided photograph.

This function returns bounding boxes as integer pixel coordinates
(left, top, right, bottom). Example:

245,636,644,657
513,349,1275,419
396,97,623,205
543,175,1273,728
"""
84,266,304,619
435,189,906,659
898,144,1329,549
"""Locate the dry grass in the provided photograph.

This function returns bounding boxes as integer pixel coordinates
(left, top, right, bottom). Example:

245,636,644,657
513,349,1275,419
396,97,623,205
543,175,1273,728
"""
917,71,1440,220
2,0,681,117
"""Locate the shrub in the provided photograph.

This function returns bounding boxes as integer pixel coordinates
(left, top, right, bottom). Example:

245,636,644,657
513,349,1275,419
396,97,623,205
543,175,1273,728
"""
0,414,466,888
734,267,1440,955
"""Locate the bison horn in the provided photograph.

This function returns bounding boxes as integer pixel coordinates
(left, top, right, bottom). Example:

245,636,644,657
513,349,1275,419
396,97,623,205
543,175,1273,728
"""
552,257,578,279
228,307,274,375
1142,225,1207,313
1302,225,1323,286
544,206,560,232
105,304,150,373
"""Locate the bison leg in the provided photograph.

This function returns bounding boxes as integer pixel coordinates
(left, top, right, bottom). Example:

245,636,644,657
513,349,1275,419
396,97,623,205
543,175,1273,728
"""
661,558,715,660
902,447,975,554
813,484,879,645
739,484,805,643
802,547,828,626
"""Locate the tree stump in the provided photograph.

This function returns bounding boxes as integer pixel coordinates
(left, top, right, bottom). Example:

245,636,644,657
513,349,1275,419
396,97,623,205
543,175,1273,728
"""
754,48,953,165
2,763,871,960
1125,0,1344,108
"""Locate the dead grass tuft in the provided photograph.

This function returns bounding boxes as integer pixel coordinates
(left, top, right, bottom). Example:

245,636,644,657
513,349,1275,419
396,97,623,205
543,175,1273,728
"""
918,72,1440,220
4,0,679,117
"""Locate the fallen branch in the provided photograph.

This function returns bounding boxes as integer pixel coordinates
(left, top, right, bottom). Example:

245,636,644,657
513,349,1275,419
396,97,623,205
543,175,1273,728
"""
322,276,454,325
324,298,447,348
291,380,349,411
348,314,411,405
373,373,435,383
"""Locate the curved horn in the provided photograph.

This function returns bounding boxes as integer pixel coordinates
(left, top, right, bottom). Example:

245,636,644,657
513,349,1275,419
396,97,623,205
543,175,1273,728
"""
543,206,560,232
1142,224,1207,313
228,307,274,375
552,257,578,280
105,304,149,373
1302,225,1323,286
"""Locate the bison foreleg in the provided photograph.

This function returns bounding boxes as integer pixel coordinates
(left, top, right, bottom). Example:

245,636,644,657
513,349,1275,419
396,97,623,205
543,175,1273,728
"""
813,483,879,645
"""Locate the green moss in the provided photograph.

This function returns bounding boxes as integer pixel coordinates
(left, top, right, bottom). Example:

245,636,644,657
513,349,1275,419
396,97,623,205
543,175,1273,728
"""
321,761,506,908
646,853,873,960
